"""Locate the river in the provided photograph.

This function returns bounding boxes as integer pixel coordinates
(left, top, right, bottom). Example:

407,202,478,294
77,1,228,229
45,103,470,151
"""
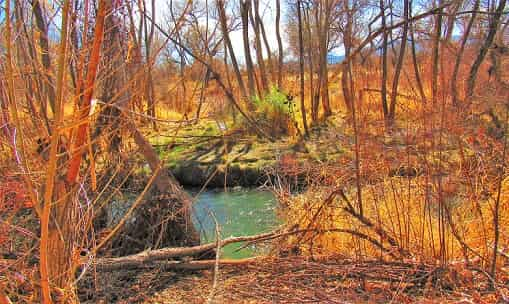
191,188,279,259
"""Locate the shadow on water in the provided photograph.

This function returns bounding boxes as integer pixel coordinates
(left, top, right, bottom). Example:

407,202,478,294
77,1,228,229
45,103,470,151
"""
190,188,280,259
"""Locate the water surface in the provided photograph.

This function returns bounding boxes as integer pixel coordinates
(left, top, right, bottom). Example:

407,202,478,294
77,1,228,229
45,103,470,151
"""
191,188,279,259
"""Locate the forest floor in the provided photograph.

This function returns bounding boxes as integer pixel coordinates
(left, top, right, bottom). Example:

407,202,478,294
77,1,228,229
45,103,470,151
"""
80,255,504,303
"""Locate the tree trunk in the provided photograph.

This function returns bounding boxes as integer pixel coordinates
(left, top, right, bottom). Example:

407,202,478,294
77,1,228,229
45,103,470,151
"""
466,0,507,98
38,0,74,301
409,0,426,103
195,68,211,120
128,122,200,248
431,2,442,106
451,0,480,106
275,0,284,90
319,1,331,117
341,3,354,114
94,231,275,270
240,0,256,98
32,0,57,115
314,3,331,118
90,4,201,251
257,8,275,86
388,0,409,125
217,0,249,103
297,0,309,136
304,8,318,122
380,0,389,127
250,0,269,94
142,0,157,129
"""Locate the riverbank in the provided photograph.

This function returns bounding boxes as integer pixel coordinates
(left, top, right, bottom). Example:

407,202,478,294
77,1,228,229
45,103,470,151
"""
147,116,348,188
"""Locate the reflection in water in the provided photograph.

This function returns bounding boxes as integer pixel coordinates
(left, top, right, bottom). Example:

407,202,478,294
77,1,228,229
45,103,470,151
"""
191,188,279,259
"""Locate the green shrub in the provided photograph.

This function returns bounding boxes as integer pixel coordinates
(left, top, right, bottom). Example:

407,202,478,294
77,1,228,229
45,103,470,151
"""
252,87,296,137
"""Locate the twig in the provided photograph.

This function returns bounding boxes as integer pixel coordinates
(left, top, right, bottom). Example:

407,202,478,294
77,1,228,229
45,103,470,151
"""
206,211,221,304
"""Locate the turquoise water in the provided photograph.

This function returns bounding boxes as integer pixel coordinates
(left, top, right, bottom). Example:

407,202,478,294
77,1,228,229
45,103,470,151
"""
191,188,279,259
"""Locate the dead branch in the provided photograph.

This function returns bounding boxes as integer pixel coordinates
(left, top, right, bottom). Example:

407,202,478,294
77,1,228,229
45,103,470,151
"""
338,189,410,258
91,231,276,270
97,257,260,271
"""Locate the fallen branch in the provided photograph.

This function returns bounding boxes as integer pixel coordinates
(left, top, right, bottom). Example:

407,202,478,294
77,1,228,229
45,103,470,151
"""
91,186,414,272
92,225,408,271
92,231,277,270
96,257,259,271
338,189,410,258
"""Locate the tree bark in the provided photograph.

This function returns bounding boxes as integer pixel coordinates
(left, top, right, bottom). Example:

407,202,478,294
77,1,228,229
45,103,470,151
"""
341,2,354,113
127,122,200,248
303,8,318,122
67,0,108,184
91,5,201,251
96,258,259,271
142,0,157,128
195,68,212,120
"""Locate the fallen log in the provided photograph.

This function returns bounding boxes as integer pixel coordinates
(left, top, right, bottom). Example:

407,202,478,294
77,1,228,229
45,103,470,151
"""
96,257,260,271
91,231,276,270
90,227,411,271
